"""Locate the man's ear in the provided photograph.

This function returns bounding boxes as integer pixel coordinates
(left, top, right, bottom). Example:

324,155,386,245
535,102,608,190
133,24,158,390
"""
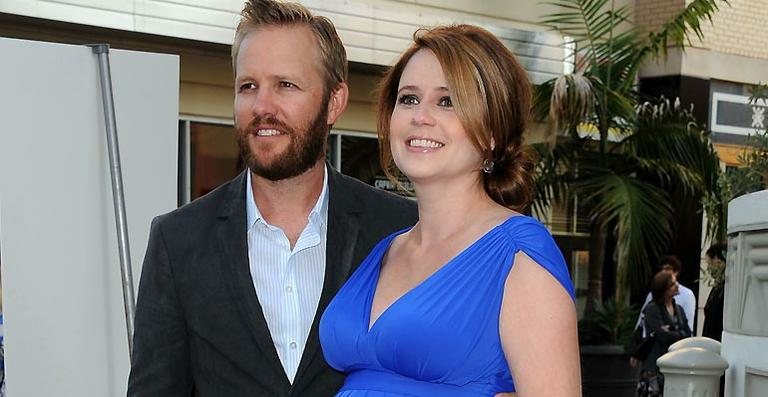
326,82,349,125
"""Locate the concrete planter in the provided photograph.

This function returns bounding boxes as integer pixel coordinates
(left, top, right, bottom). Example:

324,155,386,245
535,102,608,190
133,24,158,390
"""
580,345,640,397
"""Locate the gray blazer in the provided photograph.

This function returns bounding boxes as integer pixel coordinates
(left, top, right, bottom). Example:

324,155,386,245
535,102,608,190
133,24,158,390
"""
128,167,417,396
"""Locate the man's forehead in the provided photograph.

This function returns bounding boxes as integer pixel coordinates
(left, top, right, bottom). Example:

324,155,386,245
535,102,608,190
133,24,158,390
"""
236,25,322,74
241,24,317,54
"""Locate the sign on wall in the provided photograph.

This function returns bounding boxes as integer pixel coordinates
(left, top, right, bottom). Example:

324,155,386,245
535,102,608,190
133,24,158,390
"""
710,92,767,136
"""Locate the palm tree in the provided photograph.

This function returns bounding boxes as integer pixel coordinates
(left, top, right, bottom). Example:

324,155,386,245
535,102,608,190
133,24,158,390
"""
533,0,728,307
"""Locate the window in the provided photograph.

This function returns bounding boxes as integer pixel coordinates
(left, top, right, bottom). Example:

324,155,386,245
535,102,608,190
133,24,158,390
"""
178,120,401,204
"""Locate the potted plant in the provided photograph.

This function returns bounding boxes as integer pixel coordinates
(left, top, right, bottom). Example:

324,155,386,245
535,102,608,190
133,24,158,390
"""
578,299,640,397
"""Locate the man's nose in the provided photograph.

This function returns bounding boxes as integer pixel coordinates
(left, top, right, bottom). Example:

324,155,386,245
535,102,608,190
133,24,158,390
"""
250,89,278,116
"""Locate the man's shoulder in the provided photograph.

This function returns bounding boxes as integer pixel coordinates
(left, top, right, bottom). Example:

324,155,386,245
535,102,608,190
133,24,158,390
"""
679,284,696,299
334,172,416,212
331,172,418,232
155,173,244,228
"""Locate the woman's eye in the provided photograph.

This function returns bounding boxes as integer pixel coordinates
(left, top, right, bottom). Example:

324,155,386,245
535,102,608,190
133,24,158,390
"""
397,94,419,106
438,96,453,107
279,81,297,89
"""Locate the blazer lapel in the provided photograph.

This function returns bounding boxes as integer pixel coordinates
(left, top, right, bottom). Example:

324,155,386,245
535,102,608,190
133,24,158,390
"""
216,171,288,382
294,166,362,382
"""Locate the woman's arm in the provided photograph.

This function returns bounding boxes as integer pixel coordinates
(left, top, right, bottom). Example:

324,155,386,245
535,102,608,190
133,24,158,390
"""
644,304,687,344
500,252,581,396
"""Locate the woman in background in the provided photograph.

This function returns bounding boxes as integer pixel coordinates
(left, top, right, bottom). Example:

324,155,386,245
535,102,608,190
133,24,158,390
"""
320,24,580,396
638,271,692,396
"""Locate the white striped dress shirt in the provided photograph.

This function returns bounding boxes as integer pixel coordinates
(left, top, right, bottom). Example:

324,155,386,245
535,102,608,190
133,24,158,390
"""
245,169,328,383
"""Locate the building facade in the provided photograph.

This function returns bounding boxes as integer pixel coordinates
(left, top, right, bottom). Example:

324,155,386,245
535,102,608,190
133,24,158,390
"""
636,0,768,336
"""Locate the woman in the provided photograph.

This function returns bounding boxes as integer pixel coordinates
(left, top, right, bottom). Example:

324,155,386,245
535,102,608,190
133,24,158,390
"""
638,271,692,396
319,24,580,396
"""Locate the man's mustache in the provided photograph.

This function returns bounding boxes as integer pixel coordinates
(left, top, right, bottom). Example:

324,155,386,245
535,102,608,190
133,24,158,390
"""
244,114,294,135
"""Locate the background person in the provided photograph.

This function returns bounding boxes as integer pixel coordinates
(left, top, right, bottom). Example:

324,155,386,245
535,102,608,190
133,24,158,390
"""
702,243,727,341
637,256,696,333
637,271,692,396
702,243,727,397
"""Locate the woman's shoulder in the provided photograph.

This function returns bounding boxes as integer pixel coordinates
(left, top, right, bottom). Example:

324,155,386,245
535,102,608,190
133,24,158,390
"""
498,214,551,237
498,215,559,252
498,214,575,299
643,301,663,316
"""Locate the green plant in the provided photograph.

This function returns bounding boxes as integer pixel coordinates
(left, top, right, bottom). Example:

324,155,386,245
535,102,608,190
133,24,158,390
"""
727,84,768,197
700,259,725,287
534,0,728,306
578,299,639,347
703,83,768,235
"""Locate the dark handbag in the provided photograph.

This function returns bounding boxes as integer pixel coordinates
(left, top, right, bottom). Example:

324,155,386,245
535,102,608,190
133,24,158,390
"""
628,312,655,361
631,332,655,361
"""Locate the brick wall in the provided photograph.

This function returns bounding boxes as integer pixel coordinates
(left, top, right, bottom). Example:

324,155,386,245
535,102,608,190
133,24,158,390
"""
696,0,768,60
635,0,686,34
636,0,768,61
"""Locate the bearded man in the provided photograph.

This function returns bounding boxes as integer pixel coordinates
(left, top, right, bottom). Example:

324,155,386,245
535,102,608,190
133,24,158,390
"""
127,1,417,395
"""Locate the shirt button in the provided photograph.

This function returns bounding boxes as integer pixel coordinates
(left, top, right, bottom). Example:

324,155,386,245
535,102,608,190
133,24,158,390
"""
289,342,297,349
285,285,293,293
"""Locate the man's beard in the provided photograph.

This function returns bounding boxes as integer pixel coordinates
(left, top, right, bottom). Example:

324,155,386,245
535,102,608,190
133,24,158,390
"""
236,98,329,181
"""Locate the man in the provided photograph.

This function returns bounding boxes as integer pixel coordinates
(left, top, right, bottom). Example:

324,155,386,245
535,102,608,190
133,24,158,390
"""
127,1,417,395
702,243,726,341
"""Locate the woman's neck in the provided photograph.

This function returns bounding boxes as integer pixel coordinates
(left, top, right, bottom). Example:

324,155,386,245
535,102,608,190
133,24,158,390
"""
407,180,512,247
664,298,675,315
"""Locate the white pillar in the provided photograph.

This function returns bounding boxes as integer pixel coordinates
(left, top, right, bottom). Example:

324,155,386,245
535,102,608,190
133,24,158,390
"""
657,347,728,397
722,190,768,397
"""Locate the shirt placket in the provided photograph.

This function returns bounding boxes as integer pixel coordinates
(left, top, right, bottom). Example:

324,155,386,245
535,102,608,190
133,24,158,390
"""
283,234,301,382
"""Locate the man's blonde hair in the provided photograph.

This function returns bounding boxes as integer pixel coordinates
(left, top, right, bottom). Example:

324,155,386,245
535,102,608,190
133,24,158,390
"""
232,0,348,92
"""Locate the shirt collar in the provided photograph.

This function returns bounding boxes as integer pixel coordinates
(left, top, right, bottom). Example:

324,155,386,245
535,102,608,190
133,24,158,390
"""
245,166,329,231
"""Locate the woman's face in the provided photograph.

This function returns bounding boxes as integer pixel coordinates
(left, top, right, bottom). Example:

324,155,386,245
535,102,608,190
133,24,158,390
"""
388,49,483,185
666,275,680,299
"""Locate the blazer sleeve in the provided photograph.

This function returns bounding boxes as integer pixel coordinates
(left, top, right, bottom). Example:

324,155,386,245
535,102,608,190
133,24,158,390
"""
127,217,193,396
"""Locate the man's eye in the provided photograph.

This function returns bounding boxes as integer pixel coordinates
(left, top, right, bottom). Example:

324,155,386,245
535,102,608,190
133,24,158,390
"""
438,96,453,107
239,83,256,92
397,94,419,106
280,81,297,89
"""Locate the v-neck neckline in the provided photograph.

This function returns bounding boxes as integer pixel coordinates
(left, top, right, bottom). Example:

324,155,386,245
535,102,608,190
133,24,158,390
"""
365,215,521,333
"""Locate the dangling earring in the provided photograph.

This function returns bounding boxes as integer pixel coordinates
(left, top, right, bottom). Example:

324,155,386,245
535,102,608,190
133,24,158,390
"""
481,158,494,174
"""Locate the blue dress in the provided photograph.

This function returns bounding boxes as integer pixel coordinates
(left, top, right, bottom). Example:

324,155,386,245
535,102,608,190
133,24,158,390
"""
319,215,574,396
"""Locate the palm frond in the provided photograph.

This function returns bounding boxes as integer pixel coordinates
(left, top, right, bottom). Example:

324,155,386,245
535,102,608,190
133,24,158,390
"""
543,0,613,68
549,73,596,128
575,173,672,297
625,0,728,82
530,140,580,214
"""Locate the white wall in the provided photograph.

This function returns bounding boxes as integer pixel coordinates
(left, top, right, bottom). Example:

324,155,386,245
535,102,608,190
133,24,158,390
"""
0,37,178,396
0,0,566,83
721,332,768,397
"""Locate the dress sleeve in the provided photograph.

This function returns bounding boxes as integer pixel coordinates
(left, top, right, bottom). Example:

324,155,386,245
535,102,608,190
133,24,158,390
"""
504,217,575,300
